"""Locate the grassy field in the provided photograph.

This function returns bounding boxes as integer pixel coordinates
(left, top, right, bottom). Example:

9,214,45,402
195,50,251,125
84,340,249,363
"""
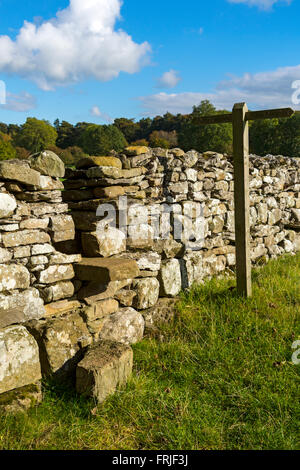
0,254,299,450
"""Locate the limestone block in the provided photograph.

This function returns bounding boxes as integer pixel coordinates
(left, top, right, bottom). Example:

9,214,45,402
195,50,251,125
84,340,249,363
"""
81,228,126,258
0,160,41,187
76,341,133,403
0,288,45,328
29,151,65,178
0,325,41,394
100,308,145,345
0,193,17,218
158,259,182,297
0,264,30,292
132,278,160,309
38,264,74,284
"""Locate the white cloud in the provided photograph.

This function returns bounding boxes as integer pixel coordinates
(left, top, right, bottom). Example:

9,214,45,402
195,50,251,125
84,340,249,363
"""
157,70,181,89
140,64,300,115
90,105,112,122
0,0,150,90
228,0,292,10
1,91,36,112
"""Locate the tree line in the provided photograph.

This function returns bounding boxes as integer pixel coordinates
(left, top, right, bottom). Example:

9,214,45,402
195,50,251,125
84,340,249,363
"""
0,100,299,165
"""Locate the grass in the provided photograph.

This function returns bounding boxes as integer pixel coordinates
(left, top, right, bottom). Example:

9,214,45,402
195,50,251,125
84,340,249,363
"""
0,254,299,450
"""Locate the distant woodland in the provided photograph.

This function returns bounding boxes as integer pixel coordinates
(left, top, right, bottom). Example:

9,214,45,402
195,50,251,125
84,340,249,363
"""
1,100,299,165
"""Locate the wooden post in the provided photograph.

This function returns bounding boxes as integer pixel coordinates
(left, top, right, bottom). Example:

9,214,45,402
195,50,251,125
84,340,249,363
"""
232,103,252,297
191,104,295,298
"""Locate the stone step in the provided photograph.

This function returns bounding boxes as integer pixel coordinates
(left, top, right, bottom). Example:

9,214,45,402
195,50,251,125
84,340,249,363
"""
74,258,140,283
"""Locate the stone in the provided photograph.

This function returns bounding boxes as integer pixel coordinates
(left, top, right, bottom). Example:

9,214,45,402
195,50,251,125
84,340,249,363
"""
132,278,160,309
33,175,64,191
0,382,42,414
29,203,68,217
29,151,65,178
0,193,17,218
75,258,139,283
127,224,154,249
49,253,82,264
86,166,146,180
83,299,119,322
153,239,184,258
71,211,101,231
31,243,55,255
0,325,41,394
77,279,132,305
27,311,92,378
0,288,45,328
38,264,74,284
62,189,94,202
44,300,81,318
2,230,51,248
125,146,149,156
115,289,136,307
20,218,49,230
76,156,122,169
119,252,161,272
76,341,133,403
158,259,182,297
0,264,30,292
81,228,126,258
0,248,13,263
100,307,145,345
142,298,178,327
39,281,75,303
93,186,125,199
0,160,41,187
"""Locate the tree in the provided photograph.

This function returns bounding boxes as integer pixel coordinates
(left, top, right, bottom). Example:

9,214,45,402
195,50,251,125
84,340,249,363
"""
149,130,178,149
79,124,128,155
178,100,233,154
55,120,76,149
114,118,140,143
14,118,57,153
249,119,279,156
0,137,17,160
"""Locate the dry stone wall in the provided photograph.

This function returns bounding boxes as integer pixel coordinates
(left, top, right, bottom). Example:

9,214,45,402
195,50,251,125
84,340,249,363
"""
0,146,300,409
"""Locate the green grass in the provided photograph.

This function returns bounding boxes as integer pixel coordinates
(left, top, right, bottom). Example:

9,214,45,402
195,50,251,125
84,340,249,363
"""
0,254,299,450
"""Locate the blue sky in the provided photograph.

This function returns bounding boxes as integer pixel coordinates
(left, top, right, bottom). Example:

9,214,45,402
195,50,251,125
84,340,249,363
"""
0,0,299,125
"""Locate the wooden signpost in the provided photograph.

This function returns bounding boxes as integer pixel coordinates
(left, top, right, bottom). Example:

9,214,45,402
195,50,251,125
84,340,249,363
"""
194,102,295,297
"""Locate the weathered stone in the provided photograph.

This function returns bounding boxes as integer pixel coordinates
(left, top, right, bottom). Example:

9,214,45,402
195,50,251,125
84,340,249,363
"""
0,325,41,394
153,239,184,258
0,288,45,328
0,248,13,263
29,203,68,217
86,166,146,180
76,341,133,403
48,253,82,265
100,308,145,345
27,311,92,378
83,299,119,322
114,289,136,307
93,186,125,199
127,224,154,249
132,278,160,309
125,146,149,156
0,264,30,292
33,175,64,191
75,258,139,283
158,259,182,297
0,160,41,187
76,156,122,169
0,193,17,218
142,298,178,327
31,243,55,255
118,252,161,272
20,218,49,230
71,211,101,231
0,382,42,414
38,264,74,284
44,300,81,318
77,279,132,305
62,189,94,202
49,214,75,233
2,230,50,247
39,281,75,303
29,151,65,178
81,228,126,258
